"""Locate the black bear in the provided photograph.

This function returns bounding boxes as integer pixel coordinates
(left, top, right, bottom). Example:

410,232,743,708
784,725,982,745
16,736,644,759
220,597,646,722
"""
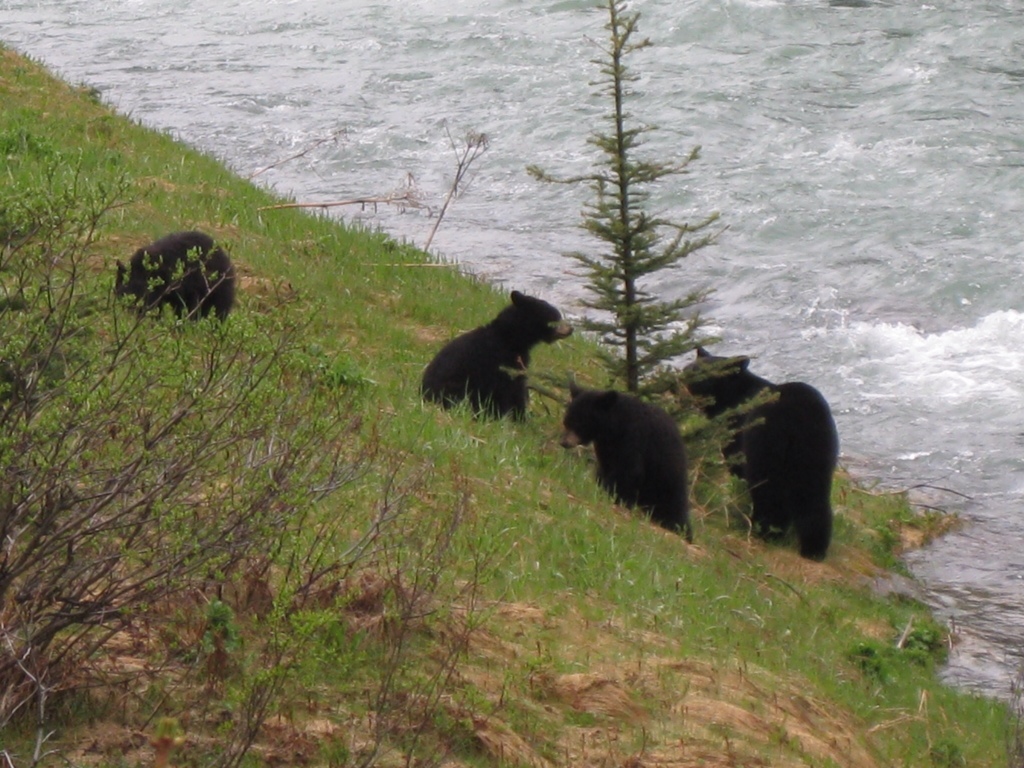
684,347,838,560
421,291,573,419
560,383,692,541
116,231,236,320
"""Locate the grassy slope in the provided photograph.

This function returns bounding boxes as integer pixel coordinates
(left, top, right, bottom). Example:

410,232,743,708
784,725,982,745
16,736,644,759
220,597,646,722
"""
0,45,1010,767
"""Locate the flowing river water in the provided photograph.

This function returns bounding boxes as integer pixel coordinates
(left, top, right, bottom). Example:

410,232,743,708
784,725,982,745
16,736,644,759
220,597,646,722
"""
3,0,1023,698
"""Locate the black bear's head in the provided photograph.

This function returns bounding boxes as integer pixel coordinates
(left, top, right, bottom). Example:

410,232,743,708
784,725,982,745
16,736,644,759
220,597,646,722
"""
496,291,573,349
114,256,149,305
560,383,619,448
683,346,756,416
115,247,175,312
114,260,128,294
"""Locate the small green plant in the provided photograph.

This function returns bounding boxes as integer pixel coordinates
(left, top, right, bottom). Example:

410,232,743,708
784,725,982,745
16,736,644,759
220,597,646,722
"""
0,126,58,160
151,717,186,768
318,735,351,768
847,641,888,683
202,600,242,685
929,739,967,767
901,622,943,655
300,343,374,389
847,616,948,688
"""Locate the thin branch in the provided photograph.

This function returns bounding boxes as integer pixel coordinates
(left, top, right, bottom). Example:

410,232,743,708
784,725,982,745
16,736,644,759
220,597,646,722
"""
764,572,808,605
422,126,489,253
247,129,346,180
257,191,427,213
896,617,914,650
906,483,972,501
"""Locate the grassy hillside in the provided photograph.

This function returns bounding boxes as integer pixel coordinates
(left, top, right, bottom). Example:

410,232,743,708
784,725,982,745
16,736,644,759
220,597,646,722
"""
0,45,1011,768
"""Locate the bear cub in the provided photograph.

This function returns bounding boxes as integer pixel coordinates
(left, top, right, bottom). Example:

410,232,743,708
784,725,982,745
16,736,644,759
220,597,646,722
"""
561,384,692,541
685,347,838,560
421,290,572,420
116,231,236,320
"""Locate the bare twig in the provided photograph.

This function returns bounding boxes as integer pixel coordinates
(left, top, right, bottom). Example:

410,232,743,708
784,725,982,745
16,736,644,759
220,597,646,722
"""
248,129,346,180
257,190,428,213
0,630,58,768
422,125,489,253
875,481,973,502
763,573,808,605
906,483,972,500
256,125,487,257
1009,664,1024,767
896,617,914,649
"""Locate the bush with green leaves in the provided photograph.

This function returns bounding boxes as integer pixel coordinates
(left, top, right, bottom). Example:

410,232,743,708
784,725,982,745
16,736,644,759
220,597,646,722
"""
0,160,371,728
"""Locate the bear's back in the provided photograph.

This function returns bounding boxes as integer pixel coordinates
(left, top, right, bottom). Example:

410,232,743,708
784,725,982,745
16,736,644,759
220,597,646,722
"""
122,230,235,319
421,324,527,417
765,382,837,446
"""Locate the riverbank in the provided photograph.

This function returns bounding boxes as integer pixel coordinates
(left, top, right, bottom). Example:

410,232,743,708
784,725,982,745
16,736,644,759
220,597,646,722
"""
0,45,1012,767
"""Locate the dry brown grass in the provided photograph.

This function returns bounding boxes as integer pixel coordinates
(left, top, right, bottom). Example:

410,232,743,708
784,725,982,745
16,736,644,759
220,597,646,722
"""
51,567,887,768
430,589,884,768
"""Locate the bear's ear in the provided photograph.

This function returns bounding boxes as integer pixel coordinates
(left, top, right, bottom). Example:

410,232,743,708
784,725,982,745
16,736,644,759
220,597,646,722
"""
696,346,712,358
596,390,619,409
569,381,582,400
510,290,525,305
736,356,751,371
115,260,127,286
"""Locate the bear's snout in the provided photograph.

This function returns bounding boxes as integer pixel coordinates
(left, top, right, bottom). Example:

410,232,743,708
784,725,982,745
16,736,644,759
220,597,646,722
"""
560,429,582,449
549,320,573,341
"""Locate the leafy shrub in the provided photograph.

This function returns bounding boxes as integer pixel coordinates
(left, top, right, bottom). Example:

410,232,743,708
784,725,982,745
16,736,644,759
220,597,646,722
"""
0,158,370,728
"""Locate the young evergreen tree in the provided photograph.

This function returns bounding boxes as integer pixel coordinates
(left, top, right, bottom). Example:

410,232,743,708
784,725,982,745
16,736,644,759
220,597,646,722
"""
529,0,721,395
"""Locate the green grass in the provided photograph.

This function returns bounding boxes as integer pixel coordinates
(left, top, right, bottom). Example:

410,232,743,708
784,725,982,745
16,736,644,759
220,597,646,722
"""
0,44,1012,768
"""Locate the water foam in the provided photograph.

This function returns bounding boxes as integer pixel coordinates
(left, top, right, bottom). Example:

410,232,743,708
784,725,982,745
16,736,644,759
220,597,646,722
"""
839,310,1024,407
